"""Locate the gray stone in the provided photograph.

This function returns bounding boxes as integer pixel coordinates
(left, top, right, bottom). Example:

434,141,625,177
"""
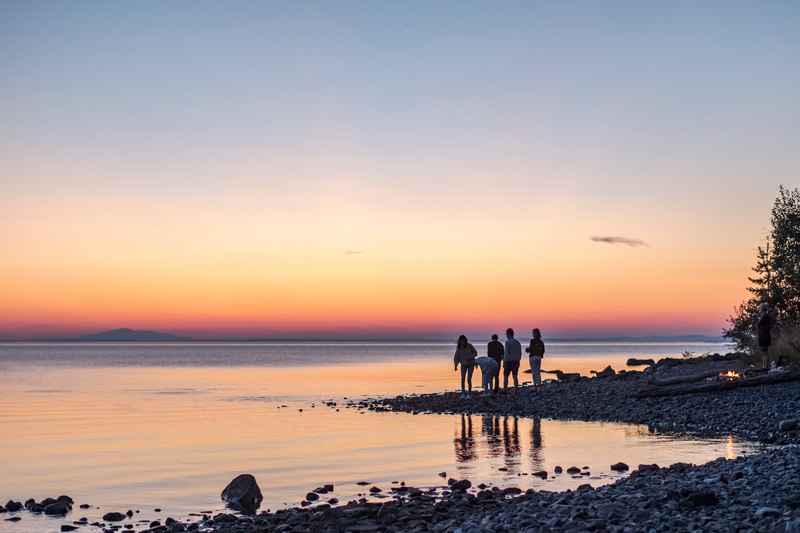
102,512,127,522
221,474,263,513
686,491,719,506
637,464,660,475
212,513,237,524
44,501,71,516
755,507,781,518
610,462,629,471
450,479,472,491
780,419,798,432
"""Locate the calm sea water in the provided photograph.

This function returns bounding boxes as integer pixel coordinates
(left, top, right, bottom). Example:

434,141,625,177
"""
0,341,756,533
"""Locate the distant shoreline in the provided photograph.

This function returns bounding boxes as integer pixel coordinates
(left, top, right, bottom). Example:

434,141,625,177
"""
1,336,727,344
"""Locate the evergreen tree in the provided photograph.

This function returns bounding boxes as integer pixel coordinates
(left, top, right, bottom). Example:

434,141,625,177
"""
724,186,800,350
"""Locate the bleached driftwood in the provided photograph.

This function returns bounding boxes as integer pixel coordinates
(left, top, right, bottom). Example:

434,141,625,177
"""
631,370,800,398
645,369,728,387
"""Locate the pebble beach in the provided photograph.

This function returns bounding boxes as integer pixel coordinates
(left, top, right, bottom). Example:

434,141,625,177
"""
6,357,800,533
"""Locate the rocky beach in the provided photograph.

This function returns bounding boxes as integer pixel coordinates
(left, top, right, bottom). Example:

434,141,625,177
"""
5,357,800,533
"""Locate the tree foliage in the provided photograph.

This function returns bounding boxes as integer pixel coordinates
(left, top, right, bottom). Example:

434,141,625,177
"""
725,186,800,350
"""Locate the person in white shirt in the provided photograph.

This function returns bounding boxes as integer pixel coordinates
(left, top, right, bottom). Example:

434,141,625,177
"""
474,356,499,396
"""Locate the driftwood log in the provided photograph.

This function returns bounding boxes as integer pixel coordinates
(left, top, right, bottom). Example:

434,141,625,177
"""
632,370,800,398
646,369,731,387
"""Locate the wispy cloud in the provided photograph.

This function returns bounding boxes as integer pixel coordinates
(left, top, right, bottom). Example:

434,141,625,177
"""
343,250,365,255
590,236,649,247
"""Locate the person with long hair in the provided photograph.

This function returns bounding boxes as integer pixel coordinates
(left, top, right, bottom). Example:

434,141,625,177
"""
525,328,545,393
454,335,478,399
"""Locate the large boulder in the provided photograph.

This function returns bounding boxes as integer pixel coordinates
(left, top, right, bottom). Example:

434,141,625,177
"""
221,474,262,514
4,501,22,512
44,501,71,516
449,479,471,491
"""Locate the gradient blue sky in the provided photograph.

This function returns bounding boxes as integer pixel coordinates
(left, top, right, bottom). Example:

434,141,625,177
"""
1,1,799,339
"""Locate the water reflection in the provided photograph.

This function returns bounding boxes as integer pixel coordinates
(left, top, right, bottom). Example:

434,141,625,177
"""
455,414,476,462
531,417,542,469
455,415,543,472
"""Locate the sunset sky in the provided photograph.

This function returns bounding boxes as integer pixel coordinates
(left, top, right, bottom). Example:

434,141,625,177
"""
2,2,799,340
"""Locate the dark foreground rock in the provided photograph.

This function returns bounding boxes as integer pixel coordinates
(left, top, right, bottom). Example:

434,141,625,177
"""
170,446,800,533
221,474,263,514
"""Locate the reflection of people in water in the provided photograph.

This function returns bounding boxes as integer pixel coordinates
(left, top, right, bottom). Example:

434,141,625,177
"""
531,418,542,448
454,414,477,462
530,418,543,471
482,414,503,459
459,416,545,474
502,416,521,460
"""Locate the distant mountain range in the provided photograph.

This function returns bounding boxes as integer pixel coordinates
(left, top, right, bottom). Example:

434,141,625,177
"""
38,329,725,343
547,335,725,343
45,328,194,342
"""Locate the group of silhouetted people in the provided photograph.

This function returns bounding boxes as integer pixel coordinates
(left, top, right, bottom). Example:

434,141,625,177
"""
454,328,545,399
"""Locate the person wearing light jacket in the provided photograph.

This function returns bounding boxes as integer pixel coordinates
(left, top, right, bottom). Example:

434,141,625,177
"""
475,356,499,396
454,335,478,399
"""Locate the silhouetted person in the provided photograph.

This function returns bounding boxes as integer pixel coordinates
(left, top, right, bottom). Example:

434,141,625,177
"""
475,356,499,396
525,328,545,393
454,335,478,399
455,414,476,462
758,302,772,370
487,334,504,392
503,328,521,393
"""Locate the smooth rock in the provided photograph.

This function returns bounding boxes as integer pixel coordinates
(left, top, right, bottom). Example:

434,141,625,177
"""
610,462,629,471
593,365,616,378
780,419,798,432
5,501,22,512
450,479,472,491
755,507,781,517
627,358,655,366
686,491,719,506
213,513,237,524
637,464,660,475
220,474,263,513
44,501,71,516
102,512,127,522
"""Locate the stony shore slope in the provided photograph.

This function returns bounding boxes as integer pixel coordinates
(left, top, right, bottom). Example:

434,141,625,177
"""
7,361,800,532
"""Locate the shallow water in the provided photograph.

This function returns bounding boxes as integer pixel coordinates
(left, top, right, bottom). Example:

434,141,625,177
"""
0,342,755,533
